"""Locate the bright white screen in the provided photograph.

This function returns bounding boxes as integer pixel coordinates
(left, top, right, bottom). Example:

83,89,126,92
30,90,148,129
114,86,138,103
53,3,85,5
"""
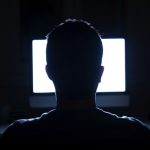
32,39,125,93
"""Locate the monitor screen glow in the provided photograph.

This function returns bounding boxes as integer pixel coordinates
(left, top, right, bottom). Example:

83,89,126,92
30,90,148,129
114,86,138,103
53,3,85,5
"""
32,39,125,93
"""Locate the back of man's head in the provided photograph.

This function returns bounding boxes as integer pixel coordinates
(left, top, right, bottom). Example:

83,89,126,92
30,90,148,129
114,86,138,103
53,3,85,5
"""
46,19,103,97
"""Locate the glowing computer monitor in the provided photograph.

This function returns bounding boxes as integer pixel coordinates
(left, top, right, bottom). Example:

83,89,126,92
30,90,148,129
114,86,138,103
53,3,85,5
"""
30,38,128,108
32,38,126,94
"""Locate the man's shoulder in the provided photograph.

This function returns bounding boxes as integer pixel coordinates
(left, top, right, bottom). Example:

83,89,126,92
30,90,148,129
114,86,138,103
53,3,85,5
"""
0,109,56,142
96,108,150,136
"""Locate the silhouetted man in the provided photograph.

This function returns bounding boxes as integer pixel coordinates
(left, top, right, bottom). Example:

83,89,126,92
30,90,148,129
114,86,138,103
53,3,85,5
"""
1,19,150,148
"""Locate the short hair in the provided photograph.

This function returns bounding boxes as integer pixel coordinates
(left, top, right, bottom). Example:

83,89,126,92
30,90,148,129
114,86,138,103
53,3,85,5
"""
46,19,103,80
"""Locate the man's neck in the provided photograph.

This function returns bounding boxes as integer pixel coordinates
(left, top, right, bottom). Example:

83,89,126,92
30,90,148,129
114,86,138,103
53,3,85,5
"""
56,96,96,111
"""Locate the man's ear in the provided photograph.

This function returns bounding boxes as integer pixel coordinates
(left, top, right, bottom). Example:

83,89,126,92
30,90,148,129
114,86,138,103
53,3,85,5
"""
45,64,53,80
98,66,104,83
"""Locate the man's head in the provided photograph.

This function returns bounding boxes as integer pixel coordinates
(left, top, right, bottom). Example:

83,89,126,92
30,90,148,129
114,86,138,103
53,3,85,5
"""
46,19,103,100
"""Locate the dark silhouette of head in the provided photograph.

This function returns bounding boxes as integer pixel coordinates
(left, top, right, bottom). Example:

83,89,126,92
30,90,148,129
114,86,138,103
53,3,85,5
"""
46,19,104,109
